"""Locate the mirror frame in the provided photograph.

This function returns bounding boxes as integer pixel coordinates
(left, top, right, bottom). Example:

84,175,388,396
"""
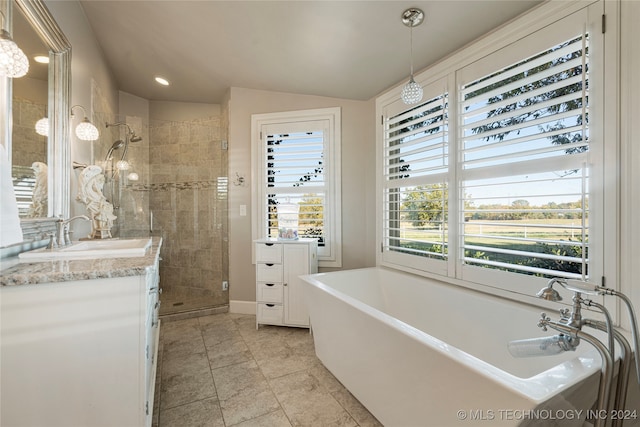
1,0,70,242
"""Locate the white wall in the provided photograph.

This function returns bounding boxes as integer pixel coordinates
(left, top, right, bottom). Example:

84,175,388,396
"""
228,87,376,306
619,0,640,328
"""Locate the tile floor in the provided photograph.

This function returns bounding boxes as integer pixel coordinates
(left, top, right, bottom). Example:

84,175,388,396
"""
152,312,382,427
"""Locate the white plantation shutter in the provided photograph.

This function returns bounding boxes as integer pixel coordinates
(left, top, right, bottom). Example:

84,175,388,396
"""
377,3,605,293
253,108,342,267
381,78,449,274
459,26,590,280
264,126,326,241
12,165,36,216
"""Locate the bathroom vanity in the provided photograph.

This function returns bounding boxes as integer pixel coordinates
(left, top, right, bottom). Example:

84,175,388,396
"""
0,237,162,427
255,238,318,328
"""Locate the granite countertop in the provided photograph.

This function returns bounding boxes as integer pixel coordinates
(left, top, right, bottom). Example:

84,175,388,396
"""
0,237,163,287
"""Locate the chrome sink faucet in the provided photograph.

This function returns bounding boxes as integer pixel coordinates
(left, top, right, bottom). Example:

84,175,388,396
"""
56,215,90,246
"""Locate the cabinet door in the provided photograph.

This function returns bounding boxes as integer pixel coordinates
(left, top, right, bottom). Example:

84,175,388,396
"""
283,244,310,326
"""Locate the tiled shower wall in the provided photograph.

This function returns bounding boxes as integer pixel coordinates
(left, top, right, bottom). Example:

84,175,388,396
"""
11,98,47,167
149,116,229,314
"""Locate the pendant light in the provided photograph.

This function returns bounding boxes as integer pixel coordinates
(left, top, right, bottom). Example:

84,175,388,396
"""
400,8,424,105
0,11,29,78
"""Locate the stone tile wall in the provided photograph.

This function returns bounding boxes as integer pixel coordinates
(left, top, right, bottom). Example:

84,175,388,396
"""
11,98,47,167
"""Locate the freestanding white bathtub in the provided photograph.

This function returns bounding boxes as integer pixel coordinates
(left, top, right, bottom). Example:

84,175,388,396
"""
301,267,620,427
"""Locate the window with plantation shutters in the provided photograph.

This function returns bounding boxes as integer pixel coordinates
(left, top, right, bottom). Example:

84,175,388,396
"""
377,2,606,295
459,24,591,281
265,129,325,240
381,80,449,274
252,108,342,267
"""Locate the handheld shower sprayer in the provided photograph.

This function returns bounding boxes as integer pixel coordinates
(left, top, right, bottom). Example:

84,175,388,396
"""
535,277,640,386
507,334,577,357
104,140,125,161
509,277,640,427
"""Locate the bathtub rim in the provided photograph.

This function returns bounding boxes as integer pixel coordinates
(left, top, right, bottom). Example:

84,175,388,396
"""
301,266,605,404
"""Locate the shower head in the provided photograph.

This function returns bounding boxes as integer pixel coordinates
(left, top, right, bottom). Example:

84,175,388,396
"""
105,121,142,143
105,140,125,160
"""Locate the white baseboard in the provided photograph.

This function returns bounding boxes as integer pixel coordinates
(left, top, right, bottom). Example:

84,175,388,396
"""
230,300,256,315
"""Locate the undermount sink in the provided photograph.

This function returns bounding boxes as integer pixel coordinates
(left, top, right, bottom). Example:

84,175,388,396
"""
18,238,153,261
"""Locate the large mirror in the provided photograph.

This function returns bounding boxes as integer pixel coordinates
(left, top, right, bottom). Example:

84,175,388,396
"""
1,0,70,242
12,6,48,218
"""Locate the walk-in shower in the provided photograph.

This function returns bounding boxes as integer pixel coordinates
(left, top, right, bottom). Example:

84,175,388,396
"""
88,113,229,316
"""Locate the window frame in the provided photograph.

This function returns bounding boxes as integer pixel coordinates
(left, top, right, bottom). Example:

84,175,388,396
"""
376,0,613,303
252,107,342,267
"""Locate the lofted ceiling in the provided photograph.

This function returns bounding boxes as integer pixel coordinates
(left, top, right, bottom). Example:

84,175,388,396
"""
78,0,543,104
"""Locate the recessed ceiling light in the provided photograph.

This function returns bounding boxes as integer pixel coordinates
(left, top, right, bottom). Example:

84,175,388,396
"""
34,55,49,64
155,76,169,86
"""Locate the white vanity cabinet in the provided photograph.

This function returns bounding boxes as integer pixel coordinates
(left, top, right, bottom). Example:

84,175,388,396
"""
0,255,161,427
255,238,317,328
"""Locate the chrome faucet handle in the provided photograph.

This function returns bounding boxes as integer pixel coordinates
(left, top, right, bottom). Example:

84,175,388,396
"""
58,215,90,246
559,308,570,319
538,312,550,331
64,228,73,246
46,233,58,250
55,217,66,247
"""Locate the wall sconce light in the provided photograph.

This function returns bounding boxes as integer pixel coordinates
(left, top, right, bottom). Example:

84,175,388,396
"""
400,8,424,105
35,117,48,136
71,105,99,141
0,11,29,78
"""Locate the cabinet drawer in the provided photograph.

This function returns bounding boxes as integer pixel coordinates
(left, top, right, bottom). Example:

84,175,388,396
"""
256,263,283,282
256,243,282,263
257,303,283,325
257,282,283,303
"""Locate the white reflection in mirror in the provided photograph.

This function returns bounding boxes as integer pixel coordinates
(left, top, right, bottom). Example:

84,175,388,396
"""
11,5,49,218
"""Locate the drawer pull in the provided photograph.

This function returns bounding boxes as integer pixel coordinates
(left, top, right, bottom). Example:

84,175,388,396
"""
265,283,275,287
266,263,274,267
266,304,275,307
265,243,274,246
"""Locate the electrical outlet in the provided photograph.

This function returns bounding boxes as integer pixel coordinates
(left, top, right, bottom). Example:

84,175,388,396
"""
222,281,229,291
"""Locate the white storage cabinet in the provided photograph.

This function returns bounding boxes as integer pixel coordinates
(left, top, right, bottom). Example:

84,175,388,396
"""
255,238,318,328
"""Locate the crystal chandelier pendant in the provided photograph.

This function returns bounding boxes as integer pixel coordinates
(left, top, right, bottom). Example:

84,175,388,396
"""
0,29,29,78
400,8,424,106
401,76,423,105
